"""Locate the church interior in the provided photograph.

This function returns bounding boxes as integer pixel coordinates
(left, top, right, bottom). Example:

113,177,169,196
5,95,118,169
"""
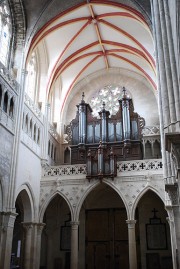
0,0,180,269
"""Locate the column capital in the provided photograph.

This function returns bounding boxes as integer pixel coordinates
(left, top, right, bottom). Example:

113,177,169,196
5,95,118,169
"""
126,219,136,228
37,223,46,235
0,211,18,231
70,221,80,227
22,222,34,231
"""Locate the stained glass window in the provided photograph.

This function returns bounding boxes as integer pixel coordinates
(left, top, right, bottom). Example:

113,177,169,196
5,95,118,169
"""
89,85,131,117
0,1,12,66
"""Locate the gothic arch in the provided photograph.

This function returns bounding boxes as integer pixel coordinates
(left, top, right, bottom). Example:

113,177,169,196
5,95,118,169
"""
39,191,73,223
103,179,130,217
75,180,129,221
131,185,165,220
15,184,35,222
62,68,158,126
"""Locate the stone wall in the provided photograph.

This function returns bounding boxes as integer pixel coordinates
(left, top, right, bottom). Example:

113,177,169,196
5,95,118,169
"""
0,125,14,209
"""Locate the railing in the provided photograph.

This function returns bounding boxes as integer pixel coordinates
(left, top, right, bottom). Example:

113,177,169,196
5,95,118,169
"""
0,107,15,133
24,93,43,121
117,159,163,172
142,126,160,136
43,164,87,177
0,62,19,90
42,159,162,178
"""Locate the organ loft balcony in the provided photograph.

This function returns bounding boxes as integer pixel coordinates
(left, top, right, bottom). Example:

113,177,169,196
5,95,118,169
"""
43,90,162,183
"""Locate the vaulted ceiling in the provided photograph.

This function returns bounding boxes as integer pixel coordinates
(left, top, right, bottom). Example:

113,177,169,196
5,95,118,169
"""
25,0,156,116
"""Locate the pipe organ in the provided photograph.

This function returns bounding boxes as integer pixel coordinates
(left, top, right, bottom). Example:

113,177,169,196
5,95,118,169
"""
66,87,145,179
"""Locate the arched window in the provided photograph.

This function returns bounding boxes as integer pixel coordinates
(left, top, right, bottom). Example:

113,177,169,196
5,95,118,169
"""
37,128,40,145
9,97,14,117
54,147,56,161
25,52,37,101
51,144,54,158
64,147,70,164
0,1,12,66
33,124,37,141
25,114,28,133
29,119,33,137
3,91,8,112
48,140,50,155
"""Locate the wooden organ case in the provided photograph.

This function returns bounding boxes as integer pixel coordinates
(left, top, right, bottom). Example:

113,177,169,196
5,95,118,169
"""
66,88,145,180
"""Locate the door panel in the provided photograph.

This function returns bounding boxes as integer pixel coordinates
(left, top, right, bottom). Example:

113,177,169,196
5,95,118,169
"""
86,209,129,269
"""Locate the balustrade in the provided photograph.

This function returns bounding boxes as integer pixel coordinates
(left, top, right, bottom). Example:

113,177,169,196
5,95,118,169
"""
42,159,162,178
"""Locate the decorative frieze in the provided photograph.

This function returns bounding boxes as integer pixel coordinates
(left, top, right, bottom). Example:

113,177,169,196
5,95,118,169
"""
117,159,163,173
43,164,87,177
42,159,163,178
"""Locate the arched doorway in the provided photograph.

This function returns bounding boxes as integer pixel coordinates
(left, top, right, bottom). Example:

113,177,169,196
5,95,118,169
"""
11,189,33,268
40,194,71,269
79,183,128,269
135,190,173,269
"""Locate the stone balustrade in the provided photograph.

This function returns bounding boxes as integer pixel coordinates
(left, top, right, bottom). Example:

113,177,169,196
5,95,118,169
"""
42,159,163,178
43,164,87,177
24,93,43,122
142,125,160,136
117,159,163,172
0,62,19,90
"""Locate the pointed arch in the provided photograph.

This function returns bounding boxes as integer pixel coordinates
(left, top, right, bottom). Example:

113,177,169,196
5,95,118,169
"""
75,180,129,221
15,183,36,222
131,185,165,220
39,191,73,223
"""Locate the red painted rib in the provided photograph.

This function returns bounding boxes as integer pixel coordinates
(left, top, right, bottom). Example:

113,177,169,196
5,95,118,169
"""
60,55,102,113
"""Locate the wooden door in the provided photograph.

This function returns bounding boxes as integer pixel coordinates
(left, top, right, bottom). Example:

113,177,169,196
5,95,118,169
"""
85,209,129,269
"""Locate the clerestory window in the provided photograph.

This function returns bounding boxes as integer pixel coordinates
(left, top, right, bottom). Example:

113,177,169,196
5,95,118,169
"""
25,52,37,101
0,1,12,66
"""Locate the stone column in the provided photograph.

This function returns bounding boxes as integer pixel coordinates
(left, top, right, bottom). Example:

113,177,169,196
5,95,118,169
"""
1,89,5,109
0,211,17,269
171,206,180,268
150,0,175,184
41,103,50,162
164,1,180,122
70,221,79,269
46,229,53,269
22,222,34,269
126,220,137,269
166,207,178,269
35,223,45,269
151,0,170,127
158,0,176,125
142,139,146,159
